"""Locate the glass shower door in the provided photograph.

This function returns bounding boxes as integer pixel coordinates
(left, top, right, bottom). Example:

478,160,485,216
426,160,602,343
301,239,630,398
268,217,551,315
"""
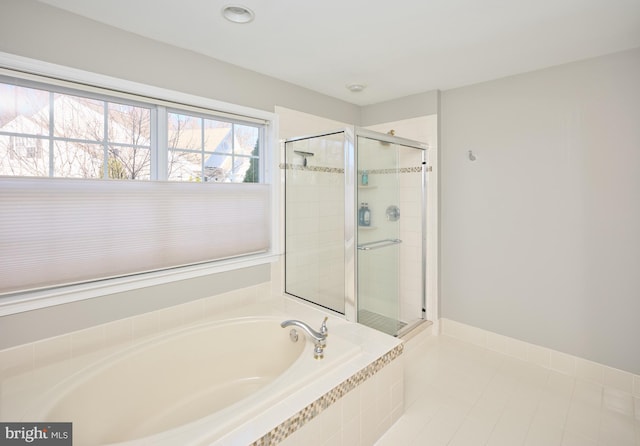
284,132,347,314
356,132,425,336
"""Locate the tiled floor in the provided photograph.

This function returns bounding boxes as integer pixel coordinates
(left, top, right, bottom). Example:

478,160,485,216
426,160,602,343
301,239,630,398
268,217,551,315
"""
376,333,640,446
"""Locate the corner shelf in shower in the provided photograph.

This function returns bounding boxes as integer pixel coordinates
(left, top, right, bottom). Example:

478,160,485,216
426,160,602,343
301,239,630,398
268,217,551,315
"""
358,185,378,190
358,226,378,230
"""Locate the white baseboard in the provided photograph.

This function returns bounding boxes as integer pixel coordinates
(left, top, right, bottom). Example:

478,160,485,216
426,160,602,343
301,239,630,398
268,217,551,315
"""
440,318,640,398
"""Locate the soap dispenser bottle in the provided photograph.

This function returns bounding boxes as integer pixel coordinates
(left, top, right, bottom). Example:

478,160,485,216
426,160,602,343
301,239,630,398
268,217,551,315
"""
359,202,371,226
361,170,369,186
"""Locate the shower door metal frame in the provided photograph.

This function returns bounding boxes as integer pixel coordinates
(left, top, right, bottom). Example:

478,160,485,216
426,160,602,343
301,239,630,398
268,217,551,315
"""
283,127,427,332
352,127,428,335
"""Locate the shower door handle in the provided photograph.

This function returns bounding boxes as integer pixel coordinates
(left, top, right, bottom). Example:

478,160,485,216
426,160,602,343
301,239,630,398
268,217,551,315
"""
357,239,402,251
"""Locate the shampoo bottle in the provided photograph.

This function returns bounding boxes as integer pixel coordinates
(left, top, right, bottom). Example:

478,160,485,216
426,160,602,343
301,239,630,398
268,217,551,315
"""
359,202,371,226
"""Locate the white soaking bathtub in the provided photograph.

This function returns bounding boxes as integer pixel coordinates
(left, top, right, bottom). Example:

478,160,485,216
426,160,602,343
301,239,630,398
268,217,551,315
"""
23,316,360,446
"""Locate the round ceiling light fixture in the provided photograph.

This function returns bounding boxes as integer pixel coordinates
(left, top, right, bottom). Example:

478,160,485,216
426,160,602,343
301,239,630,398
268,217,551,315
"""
222,5,255,24
346,83,366,93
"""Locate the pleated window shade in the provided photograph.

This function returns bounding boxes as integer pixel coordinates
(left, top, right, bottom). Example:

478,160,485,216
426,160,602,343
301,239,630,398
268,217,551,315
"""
0,177,270,294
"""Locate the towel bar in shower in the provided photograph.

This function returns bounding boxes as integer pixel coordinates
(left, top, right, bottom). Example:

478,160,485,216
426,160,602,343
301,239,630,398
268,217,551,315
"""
357,238,402,251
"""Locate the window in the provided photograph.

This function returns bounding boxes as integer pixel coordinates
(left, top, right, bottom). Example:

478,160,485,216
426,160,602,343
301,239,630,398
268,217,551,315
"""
167,111,260,183
0,80,263,182
0,67,274,299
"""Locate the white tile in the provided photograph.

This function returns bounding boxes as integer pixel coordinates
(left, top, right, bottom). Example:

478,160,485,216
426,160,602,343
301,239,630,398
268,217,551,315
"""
467,399,503,428
375,408,428,445
565,404,601,441
34,334,71,369
467,325,488,348
71,325,105,357
575,359,604,385
322,429,343,446
604,367,634,394
485,409,531,446
104,317,133,348
505,337,529,362
180,299,204,325
449,417,495,446
599,410,636,446
132,311,157,339
391,380,403,412
316,403,343,445
561,431,598,446
486,331,509,355
549,350,576,376
545,371,575,398
415,417,461,445
527,344,550,368
342,414,360,446
524,418,563,446
603,387,634,417
372,329,640,446
292,413,323,446
534,392,571,428
634,375,640,397
431,396,471,427
572,379,603,407
156,306,183,331
360,406,379,446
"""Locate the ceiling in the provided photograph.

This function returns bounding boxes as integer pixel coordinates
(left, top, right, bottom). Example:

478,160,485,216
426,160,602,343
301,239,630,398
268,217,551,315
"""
37,0,640,106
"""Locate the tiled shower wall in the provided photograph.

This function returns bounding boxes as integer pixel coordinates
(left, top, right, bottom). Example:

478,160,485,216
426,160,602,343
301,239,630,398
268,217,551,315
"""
285,133,426,326
284,134,346,313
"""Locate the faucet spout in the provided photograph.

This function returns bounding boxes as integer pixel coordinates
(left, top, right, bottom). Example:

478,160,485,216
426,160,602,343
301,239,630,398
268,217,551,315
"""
280,319,326,343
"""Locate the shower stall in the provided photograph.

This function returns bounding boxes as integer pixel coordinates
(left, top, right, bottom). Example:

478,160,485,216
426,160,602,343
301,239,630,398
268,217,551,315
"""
284,128,427,337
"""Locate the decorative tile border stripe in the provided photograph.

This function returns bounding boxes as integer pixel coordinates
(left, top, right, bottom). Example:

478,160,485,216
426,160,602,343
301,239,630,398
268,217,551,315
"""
279,164,423,175
360,166,423,174
250,343,404,446
279,163,344,174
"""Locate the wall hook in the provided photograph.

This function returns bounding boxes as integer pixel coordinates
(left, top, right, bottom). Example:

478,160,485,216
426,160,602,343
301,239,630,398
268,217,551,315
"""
468,150,477,161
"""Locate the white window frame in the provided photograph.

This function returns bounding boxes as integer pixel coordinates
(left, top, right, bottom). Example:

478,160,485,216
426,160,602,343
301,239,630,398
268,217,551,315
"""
0,52,280,317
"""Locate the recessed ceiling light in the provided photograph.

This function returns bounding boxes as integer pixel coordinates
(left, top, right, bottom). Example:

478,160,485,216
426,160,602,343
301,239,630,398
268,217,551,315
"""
346,83,366,92
222,5,255,24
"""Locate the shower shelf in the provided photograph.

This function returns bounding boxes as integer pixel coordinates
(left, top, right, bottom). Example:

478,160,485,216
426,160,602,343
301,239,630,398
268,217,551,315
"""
358,226,378,230
358,185,377,189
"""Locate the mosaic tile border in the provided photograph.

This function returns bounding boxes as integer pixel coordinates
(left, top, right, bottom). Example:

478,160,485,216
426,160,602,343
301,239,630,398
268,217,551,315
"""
279,164,423,175
279,163,344,174
361,166,423,174
250,343,404,446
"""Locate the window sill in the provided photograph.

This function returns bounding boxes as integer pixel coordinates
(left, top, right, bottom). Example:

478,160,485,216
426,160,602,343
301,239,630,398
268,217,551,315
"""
0,253,280,317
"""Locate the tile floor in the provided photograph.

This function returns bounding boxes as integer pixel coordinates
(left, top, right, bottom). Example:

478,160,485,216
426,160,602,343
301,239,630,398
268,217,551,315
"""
376,333,640,446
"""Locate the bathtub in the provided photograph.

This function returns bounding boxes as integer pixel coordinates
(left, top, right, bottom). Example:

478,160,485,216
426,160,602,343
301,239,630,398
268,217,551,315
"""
23,316,361,445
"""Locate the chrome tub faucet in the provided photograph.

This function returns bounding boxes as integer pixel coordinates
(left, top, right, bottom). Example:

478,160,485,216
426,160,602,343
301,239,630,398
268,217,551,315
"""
281,317,328,359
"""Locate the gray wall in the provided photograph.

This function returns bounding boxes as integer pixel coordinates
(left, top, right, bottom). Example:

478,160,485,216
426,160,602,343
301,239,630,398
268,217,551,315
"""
360,90,439,127
441,48,640,374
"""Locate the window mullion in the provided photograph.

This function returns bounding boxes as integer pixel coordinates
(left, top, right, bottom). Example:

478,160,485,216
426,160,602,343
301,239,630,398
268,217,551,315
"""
48,92,54,177
201,117,205,182
231,123,236,182
103,102,109,179
153,106,166,181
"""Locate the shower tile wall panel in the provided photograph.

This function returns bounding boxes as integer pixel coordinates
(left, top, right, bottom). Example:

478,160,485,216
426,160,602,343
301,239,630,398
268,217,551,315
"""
398,149,424,323
286,137,345,313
